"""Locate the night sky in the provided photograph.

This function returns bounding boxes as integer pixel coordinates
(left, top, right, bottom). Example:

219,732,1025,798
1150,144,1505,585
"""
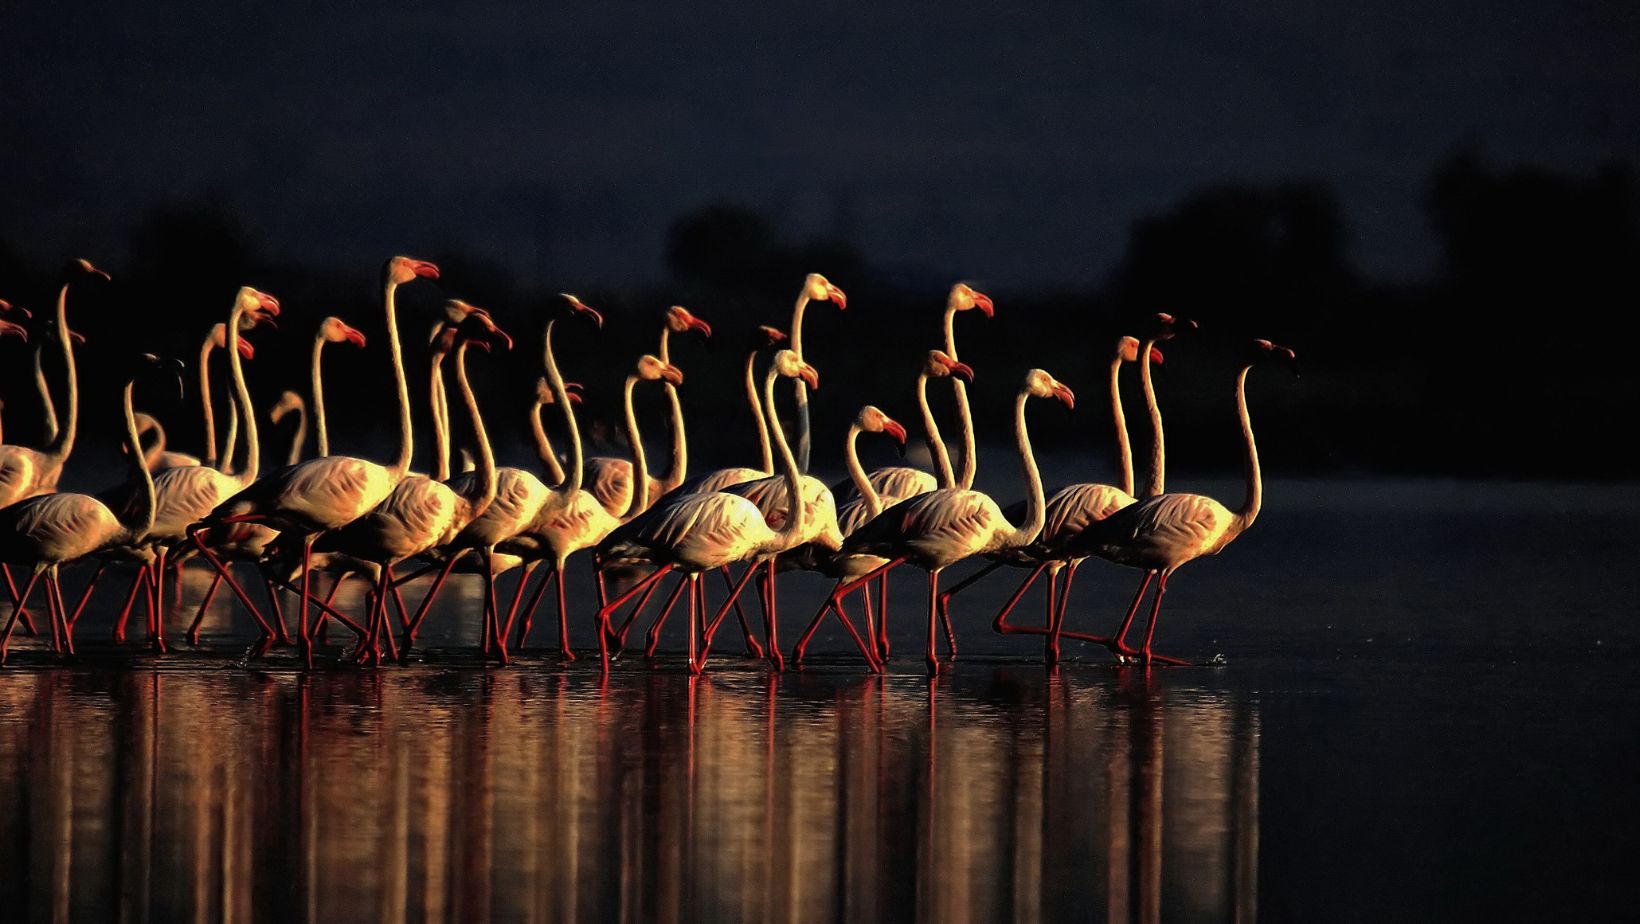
3,0,1636,288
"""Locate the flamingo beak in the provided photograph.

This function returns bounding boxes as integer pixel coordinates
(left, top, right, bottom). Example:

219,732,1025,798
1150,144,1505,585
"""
1149,348,1164,366
568,391,584,405
257,292,281,316
971,290,994,317
69,330,87,345
411,260,441,280
799,363,820,390
0,299,29,319
882,418,907,446
661,362,685,386
236,337,255,360
77,259,111,281
1052,383,1076,410
579,304,605,329
948,360,975,383
0,320,26,341
828,284,847,310
345,327,368,349
688,316,713,338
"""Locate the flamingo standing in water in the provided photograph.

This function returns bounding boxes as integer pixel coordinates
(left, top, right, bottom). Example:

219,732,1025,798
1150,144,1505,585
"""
815,368,1074,675
584,305,711,516
1063,340,1297,665
0,355,179,664
787,273,847,472
312,314,506,666
185,256,440,659
933,314,1191,663
594,349,817,673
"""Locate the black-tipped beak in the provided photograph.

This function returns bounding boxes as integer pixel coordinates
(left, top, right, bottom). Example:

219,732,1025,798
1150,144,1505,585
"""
949,360,975,383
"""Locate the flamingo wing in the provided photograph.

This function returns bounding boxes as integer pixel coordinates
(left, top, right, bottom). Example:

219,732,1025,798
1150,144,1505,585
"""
2,493,122,561
1086,493,1236,568
0,446,45,508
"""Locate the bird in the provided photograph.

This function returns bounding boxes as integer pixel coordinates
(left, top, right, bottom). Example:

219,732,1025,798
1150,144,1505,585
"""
583,305,711,517
131,412,203,473
0,259,107,509
933,313,1191,663
308,315,368,458
310,313,507,666
786,273,847,473
1062,340,1297,666
686,324,789,494
185,255,440,660
269,391,308,467
28,312,86,447
403,294,605,664
593,349,817,673
0,354,179,665
939,282,995,491
815,368,1074,675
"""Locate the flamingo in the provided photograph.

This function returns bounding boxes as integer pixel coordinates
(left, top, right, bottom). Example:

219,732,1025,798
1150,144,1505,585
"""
787,273,847,472
1061,340,1297,666
309,316,368,458
685,324,789,494
0,259,106,509
400,294,604,664
931,315,1188,664
813,368,1074,675
310,313,506,666
28,313,86,447
584,305,711,516
185,255,440,659
944,283,994,490
269,392,307,466
131,413,204,472
593,349,817,673
0,355,179,664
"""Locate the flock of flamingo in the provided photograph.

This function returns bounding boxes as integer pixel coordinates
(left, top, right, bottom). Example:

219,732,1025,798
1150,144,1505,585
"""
0,257,1295,675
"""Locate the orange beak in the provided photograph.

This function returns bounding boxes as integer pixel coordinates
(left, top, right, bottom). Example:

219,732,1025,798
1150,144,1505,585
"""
1149,348,1164,366
0,320,27,341
344,325,367,349
971,290,994,317
828,284,847,310
236,337,255,360
411,259,441,280
575,302,605,329
882,417,907,445
948,359,975,383
687,315,713,338
799,363,820,390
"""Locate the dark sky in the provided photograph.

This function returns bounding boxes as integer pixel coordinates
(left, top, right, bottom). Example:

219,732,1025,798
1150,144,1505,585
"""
3,0,1636,288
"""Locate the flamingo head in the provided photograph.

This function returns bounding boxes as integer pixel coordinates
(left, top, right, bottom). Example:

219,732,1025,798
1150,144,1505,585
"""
665,305,713,341
804,273,846,310
557,293,604,329
535,377,584,405
949,283,994,318
455,311,512,352
1152,312,1197,342
751,325,787,351
386,256,441,285
1115,335,1163,366
133,353,186,402
71,258,111,282
772,349,820,390
320,316,367,348
234,287,279,327
857,405,907,447
0,299,30,321
1250,339,1299,377
270,390,304,424
1025,369,1076,410
924,349,974,383
636,354,685,386
0,319,26,342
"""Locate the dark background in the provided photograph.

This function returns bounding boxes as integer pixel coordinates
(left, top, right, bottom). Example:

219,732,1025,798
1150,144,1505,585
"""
2,0,1636,482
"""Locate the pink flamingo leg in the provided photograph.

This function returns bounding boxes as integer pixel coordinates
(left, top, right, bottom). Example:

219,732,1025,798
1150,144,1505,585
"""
553,564,576,662
0,568,47,665
402,554,463,644
67,561,107,632
186,572,223,646
595,563,673,672
924,569,941,676
1108,571,1156,659
112,565,149,644
500,563,532,639
763,560,785,671
611,574,664,652
686,575,703,675
3,565,40,637
643,578,689,658
506,562,549,652
49,572,75,657
187,522,277,654
485,553,509,666
696,562,765,666
1132,572,1190,667
721,566,763,658
150,550,169,653
876,574,890,660
296,536,316,668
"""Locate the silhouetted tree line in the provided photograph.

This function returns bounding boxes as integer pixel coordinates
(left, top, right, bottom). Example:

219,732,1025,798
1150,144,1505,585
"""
1,150,1634,487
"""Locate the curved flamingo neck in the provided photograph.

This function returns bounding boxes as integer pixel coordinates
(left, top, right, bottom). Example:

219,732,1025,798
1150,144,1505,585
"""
620,374,649,519
656,327,688,493
789,290,813,473
916,373,956,489
528,399,565,486
944,306,978,490
1231,364,1262,535
452,342,497,515
430,349,451,481
221,399,239,475
746,350,773,473
199,336,220,467
311,335,332,457
1003,389,1047,549
117,377,157,541
224,303,260,485
543,319,585,494
843,423,884,518
46,280,77,464
285,400,307,466
385,279,413,476
33,341,59,444
1109,357,1134,496
1140,337,1165,498
760,365,805,544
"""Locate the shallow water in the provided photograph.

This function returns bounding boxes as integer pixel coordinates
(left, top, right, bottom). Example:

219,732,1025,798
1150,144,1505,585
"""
0,479,1636,921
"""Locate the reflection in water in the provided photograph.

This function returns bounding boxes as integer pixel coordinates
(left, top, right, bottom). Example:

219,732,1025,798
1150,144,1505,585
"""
0,666,1257,922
